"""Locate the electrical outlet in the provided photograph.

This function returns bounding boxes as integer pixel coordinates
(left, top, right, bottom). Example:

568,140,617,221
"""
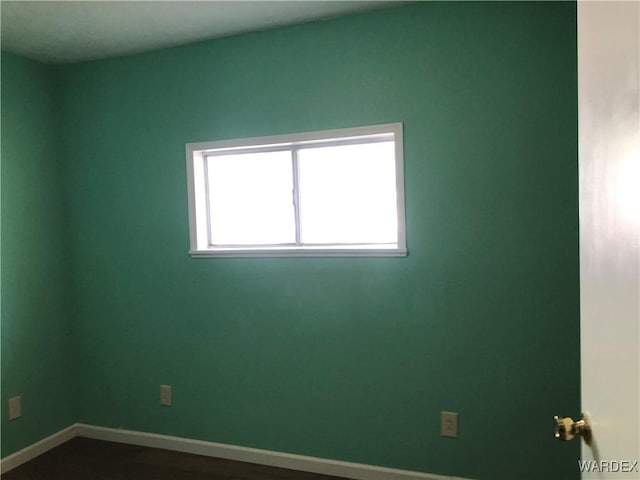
160,385,172,406
8,396,22,420
441,411,458,438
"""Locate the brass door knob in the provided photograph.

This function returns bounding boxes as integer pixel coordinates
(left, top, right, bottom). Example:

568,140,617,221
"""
554,413,592,445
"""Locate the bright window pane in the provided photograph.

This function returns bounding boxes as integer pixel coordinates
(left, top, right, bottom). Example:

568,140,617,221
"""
297,142,398,244
206,151,295,245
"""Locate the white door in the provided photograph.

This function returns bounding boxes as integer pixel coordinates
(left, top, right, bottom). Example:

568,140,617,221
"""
578,1,639,479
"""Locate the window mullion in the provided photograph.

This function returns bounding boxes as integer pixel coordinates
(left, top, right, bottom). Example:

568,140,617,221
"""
291,148,302,246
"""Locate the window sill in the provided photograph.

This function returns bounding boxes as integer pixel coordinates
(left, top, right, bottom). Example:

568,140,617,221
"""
189,247,407,258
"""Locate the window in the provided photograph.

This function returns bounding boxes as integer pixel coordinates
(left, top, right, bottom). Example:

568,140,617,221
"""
186,123,406,257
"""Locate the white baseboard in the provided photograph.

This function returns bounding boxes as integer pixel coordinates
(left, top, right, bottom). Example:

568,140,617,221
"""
76,424,474,480
2,423,475,480
0,424,78,474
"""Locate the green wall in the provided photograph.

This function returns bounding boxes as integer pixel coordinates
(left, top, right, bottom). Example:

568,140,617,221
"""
3,2,580,479
1,53,77,456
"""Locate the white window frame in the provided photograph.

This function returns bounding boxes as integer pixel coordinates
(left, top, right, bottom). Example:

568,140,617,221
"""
185,123,407,258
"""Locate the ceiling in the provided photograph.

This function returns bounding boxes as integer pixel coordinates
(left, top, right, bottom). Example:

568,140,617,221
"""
1,1,404,65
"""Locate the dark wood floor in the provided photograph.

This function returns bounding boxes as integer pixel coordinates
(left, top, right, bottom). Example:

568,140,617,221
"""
2,437,350,480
